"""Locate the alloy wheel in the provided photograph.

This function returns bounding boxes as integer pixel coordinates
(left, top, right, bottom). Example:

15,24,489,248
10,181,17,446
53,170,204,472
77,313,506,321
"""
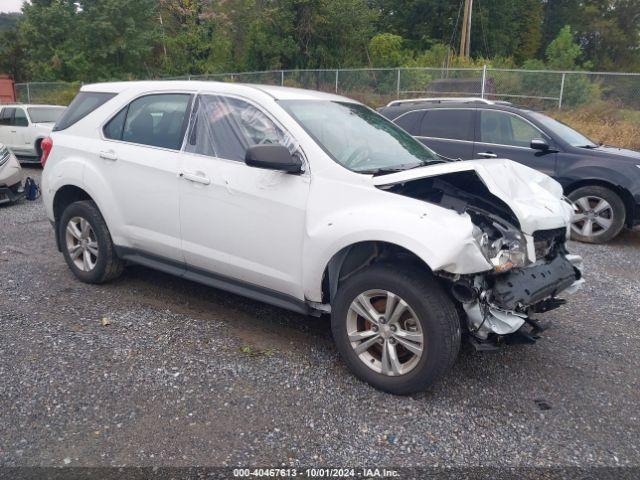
65,216,99,272
346,289,424,377
571,196,614,239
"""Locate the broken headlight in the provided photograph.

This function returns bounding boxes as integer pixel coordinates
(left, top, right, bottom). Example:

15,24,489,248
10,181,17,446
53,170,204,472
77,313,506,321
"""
473,223,529,273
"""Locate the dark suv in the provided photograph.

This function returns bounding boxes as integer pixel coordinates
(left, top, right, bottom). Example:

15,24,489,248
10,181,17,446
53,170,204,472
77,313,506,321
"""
379,98,640,243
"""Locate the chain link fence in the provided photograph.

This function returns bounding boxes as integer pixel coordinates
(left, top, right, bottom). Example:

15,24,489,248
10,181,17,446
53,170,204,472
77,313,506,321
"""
12,66,640,111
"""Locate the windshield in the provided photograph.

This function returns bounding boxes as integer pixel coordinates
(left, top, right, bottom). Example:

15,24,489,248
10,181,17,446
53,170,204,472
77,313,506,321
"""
280,100,441,173
28,107,66,124
528,111,596,147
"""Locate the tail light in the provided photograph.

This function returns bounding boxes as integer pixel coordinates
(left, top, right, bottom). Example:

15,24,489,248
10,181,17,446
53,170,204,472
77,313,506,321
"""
40,137,53,167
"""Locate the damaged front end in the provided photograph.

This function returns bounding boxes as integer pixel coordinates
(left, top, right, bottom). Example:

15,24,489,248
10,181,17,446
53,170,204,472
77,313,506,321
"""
449,248,583,346
378,164,584,347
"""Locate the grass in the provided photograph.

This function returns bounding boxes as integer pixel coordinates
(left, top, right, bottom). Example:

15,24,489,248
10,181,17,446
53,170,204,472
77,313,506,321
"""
549,102,640,151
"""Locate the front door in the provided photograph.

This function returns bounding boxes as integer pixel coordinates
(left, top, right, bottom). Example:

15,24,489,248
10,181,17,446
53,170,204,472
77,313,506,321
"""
473,109,557,177
179,94,310,299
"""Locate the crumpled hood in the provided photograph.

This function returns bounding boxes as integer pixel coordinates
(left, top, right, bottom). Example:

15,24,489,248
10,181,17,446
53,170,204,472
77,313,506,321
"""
372,158,572,234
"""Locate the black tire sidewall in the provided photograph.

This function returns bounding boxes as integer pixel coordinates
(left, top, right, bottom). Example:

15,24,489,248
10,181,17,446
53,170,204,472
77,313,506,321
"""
568,186,625,243
59,201,112,283
331,264,460,395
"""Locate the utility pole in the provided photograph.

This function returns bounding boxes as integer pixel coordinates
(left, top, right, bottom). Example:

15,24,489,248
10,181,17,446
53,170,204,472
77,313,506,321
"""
459,0,474,59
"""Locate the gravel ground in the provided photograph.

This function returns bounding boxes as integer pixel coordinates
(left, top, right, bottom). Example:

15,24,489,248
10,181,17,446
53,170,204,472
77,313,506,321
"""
1,166,639,468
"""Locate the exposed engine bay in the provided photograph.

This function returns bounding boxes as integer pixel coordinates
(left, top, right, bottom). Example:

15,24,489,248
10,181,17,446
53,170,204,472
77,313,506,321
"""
380,170,584,347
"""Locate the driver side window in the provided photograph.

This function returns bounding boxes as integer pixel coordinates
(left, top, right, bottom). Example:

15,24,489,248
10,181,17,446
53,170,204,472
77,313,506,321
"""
186,94,297,161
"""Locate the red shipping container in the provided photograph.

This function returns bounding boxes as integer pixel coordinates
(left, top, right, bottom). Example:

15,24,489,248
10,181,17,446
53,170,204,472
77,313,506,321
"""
0,75,17,104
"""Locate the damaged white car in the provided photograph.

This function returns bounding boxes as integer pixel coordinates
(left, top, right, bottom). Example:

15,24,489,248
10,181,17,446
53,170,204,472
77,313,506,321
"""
42,82,583,394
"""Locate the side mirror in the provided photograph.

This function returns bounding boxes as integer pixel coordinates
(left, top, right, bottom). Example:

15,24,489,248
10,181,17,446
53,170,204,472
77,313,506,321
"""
245,144,303,174
530,138,550,151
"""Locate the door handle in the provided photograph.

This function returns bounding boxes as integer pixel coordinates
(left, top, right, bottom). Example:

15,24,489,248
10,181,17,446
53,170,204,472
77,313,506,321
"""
99,150,118,161
180,171,211,185
10,130,16,133
477,152,498,158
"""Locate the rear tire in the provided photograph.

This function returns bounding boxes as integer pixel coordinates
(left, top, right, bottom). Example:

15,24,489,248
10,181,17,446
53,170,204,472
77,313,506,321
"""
568,186,625,244
59,200,124,284
331,264,460,395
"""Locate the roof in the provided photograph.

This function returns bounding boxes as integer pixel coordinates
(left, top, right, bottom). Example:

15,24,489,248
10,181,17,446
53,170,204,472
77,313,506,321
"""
81,80,354,103
0,104,67,108
379,97,524,119
386,97,511,107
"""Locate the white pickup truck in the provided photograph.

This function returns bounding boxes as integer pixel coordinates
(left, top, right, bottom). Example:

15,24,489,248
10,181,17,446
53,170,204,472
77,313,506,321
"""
0,104,66,161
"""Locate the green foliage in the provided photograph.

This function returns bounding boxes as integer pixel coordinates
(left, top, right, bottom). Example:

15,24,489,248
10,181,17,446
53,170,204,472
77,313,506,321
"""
369,34,405,68
545,26,581,70
0,12,21,33
0,0,637,82
14,0,159,82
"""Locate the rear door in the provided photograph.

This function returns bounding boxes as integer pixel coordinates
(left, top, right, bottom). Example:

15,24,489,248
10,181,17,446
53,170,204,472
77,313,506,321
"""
98,92,193,262
473,109,556,177
413,108,475,160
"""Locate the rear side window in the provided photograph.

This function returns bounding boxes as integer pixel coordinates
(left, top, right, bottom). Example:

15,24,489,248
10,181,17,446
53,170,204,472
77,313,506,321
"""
53,92,117,131
104,93,192,150
394,110,425,135
419,109,475,141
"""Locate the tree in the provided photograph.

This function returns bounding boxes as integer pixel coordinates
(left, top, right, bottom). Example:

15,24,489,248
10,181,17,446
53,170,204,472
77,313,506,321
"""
545,25,581,70
14,0,159,82
368,33,405,68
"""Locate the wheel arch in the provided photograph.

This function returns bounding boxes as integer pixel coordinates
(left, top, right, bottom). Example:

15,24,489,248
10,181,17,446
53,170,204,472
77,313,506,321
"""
34,136,45,157
320,241,434,305
564,179,634,227
52,185,94,251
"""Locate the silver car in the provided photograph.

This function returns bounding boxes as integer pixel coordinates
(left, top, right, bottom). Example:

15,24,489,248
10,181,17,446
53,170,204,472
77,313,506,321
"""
0,143,24,205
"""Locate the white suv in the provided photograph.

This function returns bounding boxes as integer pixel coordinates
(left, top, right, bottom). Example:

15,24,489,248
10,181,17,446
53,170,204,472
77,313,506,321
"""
42,81,583,394
0,104,66,161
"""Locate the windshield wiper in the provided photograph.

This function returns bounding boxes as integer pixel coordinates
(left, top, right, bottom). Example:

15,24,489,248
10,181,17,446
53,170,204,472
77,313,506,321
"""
359,167,411,176
576,144,598,149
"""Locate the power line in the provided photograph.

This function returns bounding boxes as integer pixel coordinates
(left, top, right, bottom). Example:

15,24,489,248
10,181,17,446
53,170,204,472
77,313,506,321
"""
477,0,491,58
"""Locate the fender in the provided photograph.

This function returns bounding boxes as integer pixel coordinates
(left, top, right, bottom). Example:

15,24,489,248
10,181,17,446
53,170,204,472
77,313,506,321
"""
44,155,128,248
301,187,492,303
557,164,638,193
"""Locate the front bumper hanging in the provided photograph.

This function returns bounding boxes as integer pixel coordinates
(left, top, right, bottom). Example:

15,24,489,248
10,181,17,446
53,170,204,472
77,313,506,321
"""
463,253,583,341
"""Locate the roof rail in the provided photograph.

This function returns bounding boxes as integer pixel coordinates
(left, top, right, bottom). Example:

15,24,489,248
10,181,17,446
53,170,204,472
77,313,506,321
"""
386,97,510,107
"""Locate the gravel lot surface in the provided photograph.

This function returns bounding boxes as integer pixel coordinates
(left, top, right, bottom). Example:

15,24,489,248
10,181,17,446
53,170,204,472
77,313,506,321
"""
1,166,639,468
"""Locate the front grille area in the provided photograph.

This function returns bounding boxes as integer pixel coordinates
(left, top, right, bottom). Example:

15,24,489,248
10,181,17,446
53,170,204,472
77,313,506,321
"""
533,227,567,260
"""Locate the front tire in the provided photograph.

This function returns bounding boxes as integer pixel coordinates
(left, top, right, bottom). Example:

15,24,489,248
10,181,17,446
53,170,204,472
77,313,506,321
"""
59,200,124,283
331,264,460,395
568,186,625,244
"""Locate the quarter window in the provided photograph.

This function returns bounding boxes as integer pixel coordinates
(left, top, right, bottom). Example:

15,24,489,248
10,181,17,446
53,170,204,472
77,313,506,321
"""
419,109,474,141
104,94,192,150
54,92,116,131
186,94,296,161
480,110,541,147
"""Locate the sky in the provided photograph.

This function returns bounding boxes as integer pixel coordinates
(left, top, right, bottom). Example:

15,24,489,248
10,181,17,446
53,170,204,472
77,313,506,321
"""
0,0,25,13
